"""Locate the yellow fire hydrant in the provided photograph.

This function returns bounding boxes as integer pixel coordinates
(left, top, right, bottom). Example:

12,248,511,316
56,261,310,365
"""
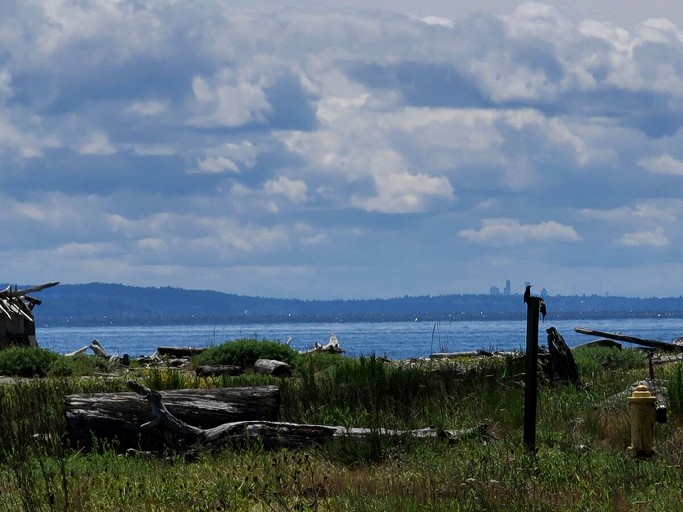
627,384,657,456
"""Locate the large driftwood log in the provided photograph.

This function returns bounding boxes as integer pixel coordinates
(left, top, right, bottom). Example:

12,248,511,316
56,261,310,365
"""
65,386,280,451
126,381,494,452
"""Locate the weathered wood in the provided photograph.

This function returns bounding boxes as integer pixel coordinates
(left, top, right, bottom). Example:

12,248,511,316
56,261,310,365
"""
254,359,292,377
156,346,206,358
195,365,243,377
574,328,683,353
300,333,344,354
126,381,493,452
430,349,494,359
546,327,580,386
65,385,280,451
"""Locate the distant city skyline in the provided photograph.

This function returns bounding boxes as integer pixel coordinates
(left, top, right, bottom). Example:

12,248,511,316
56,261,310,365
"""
2,1,683,299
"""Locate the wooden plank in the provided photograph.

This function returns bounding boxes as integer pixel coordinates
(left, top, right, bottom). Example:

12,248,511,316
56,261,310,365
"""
574,328,683,352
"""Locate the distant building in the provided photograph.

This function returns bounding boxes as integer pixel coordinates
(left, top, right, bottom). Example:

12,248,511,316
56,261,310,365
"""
504,280,511,296
541,287,548,297
490,286,500,296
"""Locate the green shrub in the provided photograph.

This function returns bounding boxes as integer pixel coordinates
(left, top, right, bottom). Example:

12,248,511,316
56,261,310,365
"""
194,338,300,368
573,346,646,375
0,348,116,378
0,347,61,377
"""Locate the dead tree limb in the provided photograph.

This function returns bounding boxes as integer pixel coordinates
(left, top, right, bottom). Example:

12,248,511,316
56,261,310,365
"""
124,381,493,453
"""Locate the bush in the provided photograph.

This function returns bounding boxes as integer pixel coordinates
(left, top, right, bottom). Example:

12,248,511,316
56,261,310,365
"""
194,338,300,368
0,347,61,377
573,346,646,375
0,348,116,378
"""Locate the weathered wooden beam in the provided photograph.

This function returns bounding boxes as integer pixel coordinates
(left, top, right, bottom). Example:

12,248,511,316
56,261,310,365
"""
574,328,683,353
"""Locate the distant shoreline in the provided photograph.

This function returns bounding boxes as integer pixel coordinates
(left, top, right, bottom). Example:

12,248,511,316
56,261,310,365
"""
38,310,683,328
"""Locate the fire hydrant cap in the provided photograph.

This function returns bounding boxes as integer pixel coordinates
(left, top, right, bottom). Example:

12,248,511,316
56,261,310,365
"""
628,384,657,403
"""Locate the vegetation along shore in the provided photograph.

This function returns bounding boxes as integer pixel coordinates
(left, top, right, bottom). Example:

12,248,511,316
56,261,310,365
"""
0,331,682,511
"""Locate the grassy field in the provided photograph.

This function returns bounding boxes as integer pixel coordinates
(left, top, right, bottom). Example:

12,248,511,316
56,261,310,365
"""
0,342,682,511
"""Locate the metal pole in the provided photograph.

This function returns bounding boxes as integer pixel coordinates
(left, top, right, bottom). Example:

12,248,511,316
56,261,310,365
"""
524,296,541,451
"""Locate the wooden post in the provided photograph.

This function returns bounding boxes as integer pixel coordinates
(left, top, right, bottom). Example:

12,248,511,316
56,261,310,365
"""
524,296,541,451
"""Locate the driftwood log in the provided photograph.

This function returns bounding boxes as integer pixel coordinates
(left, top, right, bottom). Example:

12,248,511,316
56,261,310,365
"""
156,346,206,358
300,333,344,354
125,381,494,452
254,358,293,377
65,386,280,451
546,327,580,386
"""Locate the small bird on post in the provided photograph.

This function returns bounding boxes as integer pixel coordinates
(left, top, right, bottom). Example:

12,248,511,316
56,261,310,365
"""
539,299,547,323
523,284,532,304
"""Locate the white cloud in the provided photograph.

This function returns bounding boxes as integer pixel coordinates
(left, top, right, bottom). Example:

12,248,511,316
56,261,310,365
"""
420,16,453,29
126,101,168,116
581,203,678,223
195,156,240,174
638,154,683,176
264,176,308,203
353,170,455,213
458,218,580,246
620,227,670,247
79,132,116,156
190,74,271,128
191,142,258,174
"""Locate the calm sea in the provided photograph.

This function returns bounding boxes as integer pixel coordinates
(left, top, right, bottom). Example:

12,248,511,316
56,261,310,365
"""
35,316,683,360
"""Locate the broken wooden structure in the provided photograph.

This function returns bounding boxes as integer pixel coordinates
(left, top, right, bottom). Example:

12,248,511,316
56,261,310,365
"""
0,281,59,348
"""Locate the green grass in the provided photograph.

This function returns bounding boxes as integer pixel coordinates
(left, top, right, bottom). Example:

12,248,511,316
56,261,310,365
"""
0,344,682,510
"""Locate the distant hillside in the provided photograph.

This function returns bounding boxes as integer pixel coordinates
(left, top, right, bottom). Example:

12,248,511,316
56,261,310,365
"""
22,282,683,326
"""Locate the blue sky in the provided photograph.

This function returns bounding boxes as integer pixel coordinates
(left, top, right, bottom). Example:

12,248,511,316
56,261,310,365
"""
2,1,683,299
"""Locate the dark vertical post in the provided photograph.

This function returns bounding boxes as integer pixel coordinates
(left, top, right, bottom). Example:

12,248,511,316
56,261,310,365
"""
524,296,541,451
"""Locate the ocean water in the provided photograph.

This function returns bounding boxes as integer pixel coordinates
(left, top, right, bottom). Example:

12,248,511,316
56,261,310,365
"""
35,316,683,360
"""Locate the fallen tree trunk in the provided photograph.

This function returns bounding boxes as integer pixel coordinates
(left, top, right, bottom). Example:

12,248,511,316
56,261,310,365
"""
574,328,683,353
126,381,494,452
65,386,280,451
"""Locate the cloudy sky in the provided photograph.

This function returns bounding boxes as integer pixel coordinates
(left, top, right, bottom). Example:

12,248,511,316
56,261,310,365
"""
2,0,683,299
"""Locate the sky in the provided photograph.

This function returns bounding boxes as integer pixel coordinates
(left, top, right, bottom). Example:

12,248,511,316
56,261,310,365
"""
2,1,683,300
